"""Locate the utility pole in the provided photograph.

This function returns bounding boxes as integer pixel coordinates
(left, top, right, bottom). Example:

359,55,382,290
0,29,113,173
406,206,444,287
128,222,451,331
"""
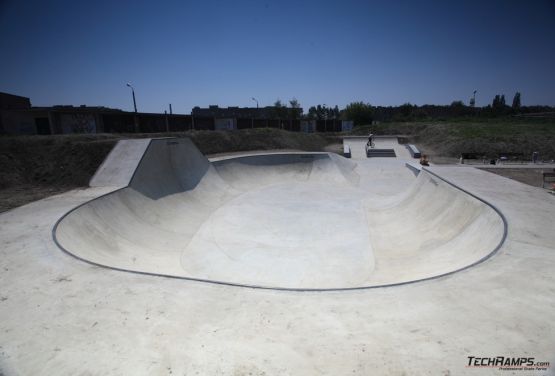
169,103,172,114
126,83,139,132
323,104,327,132
251,97,258,128
126,83,138,112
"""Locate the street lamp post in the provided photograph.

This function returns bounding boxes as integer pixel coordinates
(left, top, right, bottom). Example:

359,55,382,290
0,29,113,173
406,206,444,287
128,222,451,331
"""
126,83,138,113
470,90,478,118
323,104,327,132
126,83,139,132
251,97,259,128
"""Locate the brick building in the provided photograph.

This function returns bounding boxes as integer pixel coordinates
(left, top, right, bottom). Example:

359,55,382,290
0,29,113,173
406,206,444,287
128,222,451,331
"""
0,93,351,134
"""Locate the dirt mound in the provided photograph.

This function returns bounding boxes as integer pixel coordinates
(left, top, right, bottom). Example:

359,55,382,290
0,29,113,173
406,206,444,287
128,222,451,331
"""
0,129,340,212
0,135,116,190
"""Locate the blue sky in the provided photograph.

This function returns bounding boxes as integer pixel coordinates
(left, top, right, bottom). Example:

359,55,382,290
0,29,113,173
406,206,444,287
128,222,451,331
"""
1,0,554,113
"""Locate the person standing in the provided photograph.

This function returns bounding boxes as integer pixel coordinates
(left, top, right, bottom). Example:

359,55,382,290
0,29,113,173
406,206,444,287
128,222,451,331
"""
367,133,374,148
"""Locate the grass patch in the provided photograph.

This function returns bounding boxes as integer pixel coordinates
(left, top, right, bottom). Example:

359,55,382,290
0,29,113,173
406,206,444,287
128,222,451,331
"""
352,117,555,159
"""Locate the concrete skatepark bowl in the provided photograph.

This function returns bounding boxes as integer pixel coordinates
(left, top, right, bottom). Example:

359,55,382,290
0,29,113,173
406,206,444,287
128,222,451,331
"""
4,136,555,374
53,138,506,290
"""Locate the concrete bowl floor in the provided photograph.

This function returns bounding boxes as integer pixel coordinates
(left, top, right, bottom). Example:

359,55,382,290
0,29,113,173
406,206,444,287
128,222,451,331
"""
54,139,505,290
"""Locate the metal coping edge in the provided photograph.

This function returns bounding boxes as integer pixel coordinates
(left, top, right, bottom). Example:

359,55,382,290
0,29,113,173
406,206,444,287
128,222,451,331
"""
51,147,508,293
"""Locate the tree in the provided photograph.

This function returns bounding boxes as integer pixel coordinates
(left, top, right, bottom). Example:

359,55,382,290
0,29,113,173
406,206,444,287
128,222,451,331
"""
342,102,373,125
492,95,501,108
469,90,477,107
273,99,288,128
316,105,324,120
288,98,302,129
492,93,509,115
306,104,339,121
450,100,466,116
288,98,302,118
333,105,340,119
492,94,507,108
512,92,521,109
399,102,414,117
289,98,301,114
307,106,317,119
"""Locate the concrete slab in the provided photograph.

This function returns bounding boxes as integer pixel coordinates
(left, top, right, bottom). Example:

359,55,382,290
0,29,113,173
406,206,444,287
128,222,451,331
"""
1,138,554,374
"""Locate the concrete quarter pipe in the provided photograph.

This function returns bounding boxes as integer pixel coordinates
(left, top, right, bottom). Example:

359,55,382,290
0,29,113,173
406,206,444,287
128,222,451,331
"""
53,138,507,290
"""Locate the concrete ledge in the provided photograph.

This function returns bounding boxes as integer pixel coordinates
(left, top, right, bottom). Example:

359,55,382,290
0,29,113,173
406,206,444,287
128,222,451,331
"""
406,144,421,158
405,162,422,176
89,139,152,188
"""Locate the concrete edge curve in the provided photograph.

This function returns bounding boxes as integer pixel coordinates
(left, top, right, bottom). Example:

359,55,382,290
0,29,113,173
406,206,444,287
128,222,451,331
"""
51,146,509,292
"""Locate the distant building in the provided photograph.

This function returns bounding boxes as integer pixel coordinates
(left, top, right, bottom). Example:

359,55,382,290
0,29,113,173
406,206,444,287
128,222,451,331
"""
30,106,194,134
341,120,354,132
302,119,351,133
300,120,316,133
0,92,30,109
192,105,302,120
192,105,304,131
214,118,237,130
29,105,123,134
0,93,193,134
0,93,350,134
0,92,35,134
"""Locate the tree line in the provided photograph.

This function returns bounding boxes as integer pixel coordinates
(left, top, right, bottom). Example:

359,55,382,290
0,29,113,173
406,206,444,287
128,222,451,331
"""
269,92,552,126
